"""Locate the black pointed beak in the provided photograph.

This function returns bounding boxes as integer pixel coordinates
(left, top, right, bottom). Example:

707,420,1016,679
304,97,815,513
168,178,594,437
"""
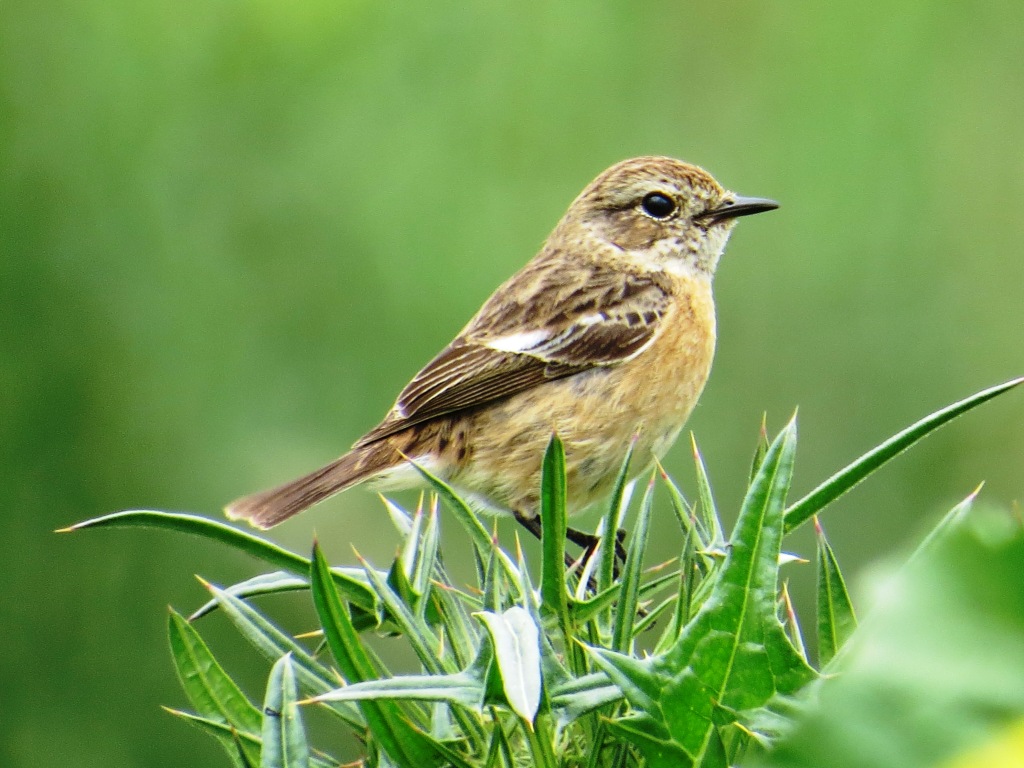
700,195,779,223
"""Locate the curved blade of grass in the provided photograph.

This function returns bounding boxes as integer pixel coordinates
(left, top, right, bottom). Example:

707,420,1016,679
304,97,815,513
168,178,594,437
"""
60,510,376,612
784,377,1023,533
262,654,310,768
188,573,309,621
310,543,448,767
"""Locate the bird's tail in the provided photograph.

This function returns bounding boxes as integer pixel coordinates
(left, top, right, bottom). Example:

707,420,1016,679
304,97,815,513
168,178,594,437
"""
225,443,393,529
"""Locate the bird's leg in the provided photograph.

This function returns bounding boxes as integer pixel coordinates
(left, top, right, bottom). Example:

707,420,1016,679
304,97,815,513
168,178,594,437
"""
513,510,628,577
566,525,629,567
514,510,577,570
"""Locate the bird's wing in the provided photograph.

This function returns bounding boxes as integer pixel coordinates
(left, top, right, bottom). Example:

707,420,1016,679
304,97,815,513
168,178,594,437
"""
354,267,671,446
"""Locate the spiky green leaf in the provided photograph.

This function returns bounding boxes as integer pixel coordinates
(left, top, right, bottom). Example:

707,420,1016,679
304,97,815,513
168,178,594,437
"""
814,519,856,667
784,377,1023,533
261,654,310,768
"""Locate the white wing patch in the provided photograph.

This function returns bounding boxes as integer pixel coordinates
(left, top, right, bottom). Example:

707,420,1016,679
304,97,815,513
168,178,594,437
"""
483,329,551,353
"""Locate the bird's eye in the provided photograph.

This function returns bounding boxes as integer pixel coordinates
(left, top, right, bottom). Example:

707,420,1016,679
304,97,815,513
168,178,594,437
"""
640,192,677,220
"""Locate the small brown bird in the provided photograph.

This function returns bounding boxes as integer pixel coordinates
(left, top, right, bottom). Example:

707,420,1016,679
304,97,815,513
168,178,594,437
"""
227,156,777,540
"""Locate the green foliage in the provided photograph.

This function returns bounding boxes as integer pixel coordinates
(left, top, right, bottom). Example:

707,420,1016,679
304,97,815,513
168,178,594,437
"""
754,505,1024,768
67,380,1023,766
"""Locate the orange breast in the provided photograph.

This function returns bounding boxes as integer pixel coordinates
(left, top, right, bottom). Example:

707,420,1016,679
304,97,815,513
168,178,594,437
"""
451,273,717,516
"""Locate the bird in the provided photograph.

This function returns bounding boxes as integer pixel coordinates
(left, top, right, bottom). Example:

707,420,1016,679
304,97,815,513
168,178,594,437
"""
226,156,777,545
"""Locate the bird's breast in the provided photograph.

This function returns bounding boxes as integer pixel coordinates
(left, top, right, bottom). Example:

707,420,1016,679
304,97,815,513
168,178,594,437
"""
451,274,716,514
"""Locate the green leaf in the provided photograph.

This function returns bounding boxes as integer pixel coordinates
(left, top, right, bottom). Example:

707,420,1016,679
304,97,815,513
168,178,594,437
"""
749,414,770,486
310,542,457,767
314,670,486,709
538,435,569,624
168,608,262,734
232,729,259,768
164,706,259,768
163,709,338,768
590,417,815,767
60,510,377,613
357,550,450,675
600,439,637,596
430,560,480,671
511,538,574,713
657,461,698,545
523,713,560,768
261,654,310,768
483,717,516,768
548,673,622,722
412,501,441,607
690,434,725,547
406,459,516,580
784,377,1023,533
779,582,808,665
907,484,982,564
203,579,364,728
611,474,654,654
814,518,856,667
658,527,697,653
188,572,310,622
756,506,1024,768
603,714,689,765
476,607,542,723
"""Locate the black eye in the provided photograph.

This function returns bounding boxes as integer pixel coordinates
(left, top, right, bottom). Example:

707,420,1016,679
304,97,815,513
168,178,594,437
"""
640,192,677,219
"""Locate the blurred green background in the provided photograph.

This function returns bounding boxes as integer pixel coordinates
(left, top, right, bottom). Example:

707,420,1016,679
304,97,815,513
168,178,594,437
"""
2,2,1022,766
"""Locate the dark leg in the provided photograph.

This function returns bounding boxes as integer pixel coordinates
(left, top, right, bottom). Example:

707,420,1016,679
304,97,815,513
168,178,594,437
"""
513,509,543,540
514,510,577,569
514,510,628,577
566,525,629,565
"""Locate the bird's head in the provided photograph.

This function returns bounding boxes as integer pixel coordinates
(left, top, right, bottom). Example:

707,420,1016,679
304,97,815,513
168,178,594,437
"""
563,156,778,276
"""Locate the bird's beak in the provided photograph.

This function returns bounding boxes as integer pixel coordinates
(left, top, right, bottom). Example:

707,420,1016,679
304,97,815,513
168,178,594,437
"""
700,195,779,223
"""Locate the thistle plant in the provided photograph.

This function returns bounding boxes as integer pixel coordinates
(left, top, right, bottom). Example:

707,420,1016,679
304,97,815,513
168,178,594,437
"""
64,378,1022,768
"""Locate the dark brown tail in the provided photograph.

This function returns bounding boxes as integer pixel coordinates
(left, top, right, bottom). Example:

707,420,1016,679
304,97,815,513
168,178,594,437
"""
225,444,391,529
